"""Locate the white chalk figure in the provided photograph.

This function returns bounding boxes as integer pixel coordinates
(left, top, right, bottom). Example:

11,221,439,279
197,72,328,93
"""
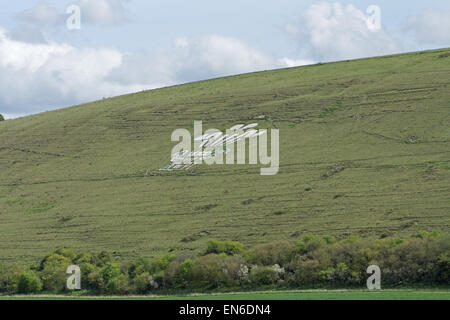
66,265,81,290
161,122,279,175
366,265,381,290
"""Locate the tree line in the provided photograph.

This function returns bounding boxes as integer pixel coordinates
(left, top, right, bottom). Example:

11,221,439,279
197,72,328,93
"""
0,230,448,295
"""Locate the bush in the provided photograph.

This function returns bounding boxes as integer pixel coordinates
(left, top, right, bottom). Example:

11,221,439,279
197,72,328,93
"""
206,240,245,256
1,232,449,295
101,262,130,294
178,259,194,280
0,264,21,293
79,262,100,292
292,260,322,287
380,236,449,285
92,251,113,267
40,253,72,292
222,255,248,286
129,257,152,279
190,254,227,289
105,274,129,295
295,235,328,256
320,263,361,286
0,114,4,121
100,262,121,284
55,248,77,261
17,271,42,294
249,241,294,266
133,272,157,294
86,270,103,293
436,253,450,283
153,254,174,272
249,266,278,286
327,239,372,281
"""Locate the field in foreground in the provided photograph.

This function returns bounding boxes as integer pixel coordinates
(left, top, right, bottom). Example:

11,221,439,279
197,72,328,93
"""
0,48,449,264
1,290,449,300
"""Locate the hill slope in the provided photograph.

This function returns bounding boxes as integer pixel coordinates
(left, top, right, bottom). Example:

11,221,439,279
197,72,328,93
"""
1,49,449,264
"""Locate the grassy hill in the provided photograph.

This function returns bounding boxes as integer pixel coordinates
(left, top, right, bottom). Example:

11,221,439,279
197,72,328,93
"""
0,49,449,265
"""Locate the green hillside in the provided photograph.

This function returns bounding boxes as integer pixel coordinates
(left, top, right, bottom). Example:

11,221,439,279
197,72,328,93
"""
1,49,449,265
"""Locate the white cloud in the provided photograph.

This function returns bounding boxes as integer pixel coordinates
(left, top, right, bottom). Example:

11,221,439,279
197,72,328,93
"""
0,27,150,115
284,24,299,36
297,2,400,61
0,30,304,116
1,2,411,118
7,25,47,44
18,1,65,26
74,0,130,25
110,34,312,87
404,9,450,46
1,113,25,120
106,35,282,89
0,29,71,72
17,0,130,28
277,58,315,68
171,35,277,82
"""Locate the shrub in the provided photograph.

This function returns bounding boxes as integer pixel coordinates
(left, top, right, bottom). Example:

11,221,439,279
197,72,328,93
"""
0,114,4,121
163,256,196,289
152,254,174,273
163,260,183,289
295,235,328,256
100,262,121,284
190,254,227,289
222,255,248,286
327,239,372,280
92,251,113,267
129,255,173,280
101,262,129,294
381,236,448,285
40,253,72,292
133,272,158,294
436,253,450,283
17,271,42,294
0,264,22,293
292,259,322,287
75,252,94,265
55,248,77,261
86,270,103,293
206,240,245,256
79,262,100,292
249,266,278,286
1,232,449,295
104,274,129,295
178,259,194,280
129,257,152,279
320,263,361,286
249,241,294,266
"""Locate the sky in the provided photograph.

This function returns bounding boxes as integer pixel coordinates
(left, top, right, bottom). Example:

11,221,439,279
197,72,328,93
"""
0,0,449,119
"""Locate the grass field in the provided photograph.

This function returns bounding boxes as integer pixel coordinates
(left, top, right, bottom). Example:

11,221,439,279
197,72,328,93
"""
0,48,449,265
1,290,449,300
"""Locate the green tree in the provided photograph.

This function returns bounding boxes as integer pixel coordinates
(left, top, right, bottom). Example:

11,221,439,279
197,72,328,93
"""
40,253,72,292
17,271,43,294
206,240,245,256
249,241,294,266
133,272,153,294
100,262,130,294
55,248,77,261
105,274,129,294
292,260,322,287
191,254,226,289
249,266,278,286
